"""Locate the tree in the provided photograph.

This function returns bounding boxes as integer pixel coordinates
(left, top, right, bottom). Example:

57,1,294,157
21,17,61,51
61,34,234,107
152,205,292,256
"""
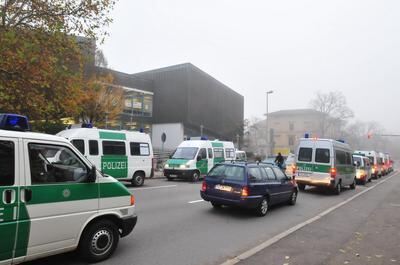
310,91,354,138
79,73,124,125
0,0,116,121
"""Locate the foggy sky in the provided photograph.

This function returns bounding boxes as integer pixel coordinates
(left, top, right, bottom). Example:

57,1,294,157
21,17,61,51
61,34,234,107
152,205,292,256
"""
100,0,400,133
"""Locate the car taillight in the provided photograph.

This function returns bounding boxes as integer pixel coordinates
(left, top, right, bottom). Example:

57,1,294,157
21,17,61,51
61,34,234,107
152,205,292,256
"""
241,186,249,197
291,165,297,175
330,167,337,178
130,194,135,206
201,181,207,192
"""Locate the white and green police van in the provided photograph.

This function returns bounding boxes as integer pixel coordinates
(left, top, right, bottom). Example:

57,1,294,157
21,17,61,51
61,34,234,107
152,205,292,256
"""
0,114,137,264
296,137,356,195
57,128,154,187
163,139,235,182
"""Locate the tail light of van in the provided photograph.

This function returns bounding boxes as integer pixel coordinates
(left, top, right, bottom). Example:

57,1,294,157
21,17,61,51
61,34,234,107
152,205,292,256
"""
130,194,135,206
372,165,377,174
330,167,337,179
201,181,207,192
241,186,249,197
291,164,297,175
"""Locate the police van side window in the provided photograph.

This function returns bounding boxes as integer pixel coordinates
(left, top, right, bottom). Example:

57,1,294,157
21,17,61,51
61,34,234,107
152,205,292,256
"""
130,142,150,156
89,140,99,155
199,148,207,159
225,148,235,159
71,139,85,155
298,148,312,162
214,148,224,158
345,152,352,165
103,141,126,155
0,141,14,186
208,148,213,159
315,148,330,163
28,143,88,184
335,150,346,165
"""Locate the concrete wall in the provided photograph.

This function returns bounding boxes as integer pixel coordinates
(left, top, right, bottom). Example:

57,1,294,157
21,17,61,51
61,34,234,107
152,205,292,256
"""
152,123,184,150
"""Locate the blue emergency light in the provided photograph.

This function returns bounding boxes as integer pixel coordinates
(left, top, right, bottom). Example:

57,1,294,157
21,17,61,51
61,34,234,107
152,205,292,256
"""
0,114,30,131
304,133,310,139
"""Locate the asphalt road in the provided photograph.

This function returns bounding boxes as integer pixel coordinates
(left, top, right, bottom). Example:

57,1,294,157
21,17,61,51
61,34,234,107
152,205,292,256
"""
25,172,398,265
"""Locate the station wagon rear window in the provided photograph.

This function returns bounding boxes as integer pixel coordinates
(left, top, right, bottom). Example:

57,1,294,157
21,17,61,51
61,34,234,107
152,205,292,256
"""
298,147,312,162
315,148,330,163
208,165,245,182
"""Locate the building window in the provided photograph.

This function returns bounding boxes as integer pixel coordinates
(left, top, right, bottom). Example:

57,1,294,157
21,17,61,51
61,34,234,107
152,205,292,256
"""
288,135,295,146
289,122,294,131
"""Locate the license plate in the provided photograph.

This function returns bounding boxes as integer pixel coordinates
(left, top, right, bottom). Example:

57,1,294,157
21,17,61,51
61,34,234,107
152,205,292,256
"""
214,184,233,192
298,172,310,177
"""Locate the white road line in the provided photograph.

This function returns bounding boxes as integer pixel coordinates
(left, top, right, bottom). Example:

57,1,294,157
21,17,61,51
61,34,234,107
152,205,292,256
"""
129,185,177,191
220,171,399,265
188,199,205,204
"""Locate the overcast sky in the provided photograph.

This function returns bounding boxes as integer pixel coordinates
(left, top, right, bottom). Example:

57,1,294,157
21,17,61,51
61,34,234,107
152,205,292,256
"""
100,0,400,133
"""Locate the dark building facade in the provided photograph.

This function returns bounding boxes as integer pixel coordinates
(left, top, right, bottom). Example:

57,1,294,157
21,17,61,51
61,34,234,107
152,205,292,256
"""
132,63,244,141
101,63,244,142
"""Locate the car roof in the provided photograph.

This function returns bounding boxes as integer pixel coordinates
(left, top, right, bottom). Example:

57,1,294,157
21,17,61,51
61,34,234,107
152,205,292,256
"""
0,129,70,144
218,161,278,168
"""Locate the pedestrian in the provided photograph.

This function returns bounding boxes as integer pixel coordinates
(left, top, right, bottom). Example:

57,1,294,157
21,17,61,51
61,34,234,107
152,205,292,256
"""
275,152,284,169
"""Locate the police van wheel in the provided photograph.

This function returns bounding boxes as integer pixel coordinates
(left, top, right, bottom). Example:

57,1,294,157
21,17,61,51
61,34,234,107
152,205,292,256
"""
333,181,341,195
132,172,145,186
79,220,119,263
166,175,173,181
191,171,200,182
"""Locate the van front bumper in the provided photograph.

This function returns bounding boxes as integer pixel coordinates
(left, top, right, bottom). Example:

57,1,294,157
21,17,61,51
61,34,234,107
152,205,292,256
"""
164,169,196,179
120,215,138,237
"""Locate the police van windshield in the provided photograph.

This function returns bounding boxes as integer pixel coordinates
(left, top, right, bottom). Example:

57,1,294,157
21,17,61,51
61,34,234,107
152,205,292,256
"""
171,147,198,160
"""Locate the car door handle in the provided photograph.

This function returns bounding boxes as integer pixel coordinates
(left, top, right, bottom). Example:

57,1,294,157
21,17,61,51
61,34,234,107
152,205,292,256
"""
3,189,15,204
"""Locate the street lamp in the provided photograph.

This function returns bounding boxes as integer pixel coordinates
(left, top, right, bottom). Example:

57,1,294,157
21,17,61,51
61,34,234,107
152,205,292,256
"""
266,90,274,157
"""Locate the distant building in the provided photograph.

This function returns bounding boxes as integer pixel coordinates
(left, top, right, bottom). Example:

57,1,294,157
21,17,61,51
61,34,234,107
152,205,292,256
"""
246,109,340,157
96,63,244,149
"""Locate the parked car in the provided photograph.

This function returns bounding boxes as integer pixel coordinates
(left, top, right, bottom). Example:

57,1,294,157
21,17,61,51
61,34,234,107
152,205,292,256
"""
200,162,298,216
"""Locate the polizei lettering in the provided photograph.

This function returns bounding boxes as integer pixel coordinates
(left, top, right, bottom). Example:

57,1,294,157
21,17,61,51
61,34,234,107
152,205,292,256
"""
103,161,127,170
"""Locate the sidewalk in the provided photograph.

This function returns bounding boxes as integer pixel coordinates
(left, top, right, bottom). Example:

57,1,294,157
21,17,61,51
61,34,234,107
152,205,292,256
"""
237,174,400,265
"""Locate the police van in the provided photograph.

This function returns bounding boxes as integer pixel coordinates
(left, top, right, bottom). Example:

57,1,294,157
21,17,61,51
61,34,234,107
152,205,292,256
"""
352,154,372,185
57,128,154,186
163,139,236,182
354,150,383,178
296,137,356,195
0,114,137,264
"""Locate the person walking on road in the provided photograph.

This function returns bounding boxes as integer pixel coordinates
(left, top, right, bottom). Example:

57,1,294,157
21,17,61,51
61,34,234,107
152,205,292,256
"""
275,152,284,169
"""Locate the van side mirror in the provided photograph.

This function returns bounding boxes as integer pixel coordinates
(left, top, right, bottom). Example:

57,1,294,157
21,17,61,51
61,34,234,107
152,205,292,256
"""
87,165,97,183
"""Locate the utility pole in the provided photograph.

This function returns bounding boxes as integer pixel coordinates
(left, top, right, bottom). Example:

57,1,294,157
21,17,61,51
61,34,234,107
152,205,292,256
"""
265,90,274,157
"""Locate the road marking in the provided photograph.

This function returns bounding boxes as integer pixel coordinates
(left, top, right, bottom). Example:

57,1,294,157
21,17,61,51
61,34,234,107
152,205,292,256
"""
188,199,205,204
220,171,399,265
129,185,177,191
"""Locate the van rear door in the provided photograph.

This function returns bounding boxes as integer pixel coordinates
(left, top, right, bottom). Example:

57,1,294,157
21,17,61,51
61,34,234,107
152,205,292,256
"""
0,139,21,264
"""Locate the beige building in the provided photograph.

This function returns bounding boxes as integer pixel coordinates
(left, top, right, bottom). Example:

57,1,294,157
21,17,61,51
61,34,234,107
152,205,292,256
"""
268,109,324,154
245,109,341,157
